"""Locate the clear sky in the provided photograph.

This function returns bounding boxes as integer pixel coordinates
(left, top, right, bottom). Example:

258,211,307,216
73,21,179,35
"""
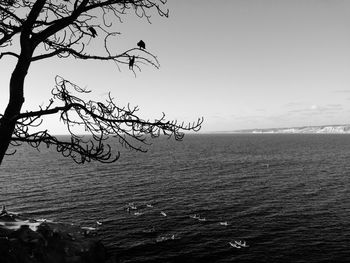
1,0,350,134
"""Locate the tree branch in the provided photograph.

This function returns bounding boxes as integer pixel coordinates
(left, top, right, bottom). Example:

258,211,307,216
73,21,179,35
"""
0,51,19,59
1,0,202,165
32,0,89,45
10,76,203,164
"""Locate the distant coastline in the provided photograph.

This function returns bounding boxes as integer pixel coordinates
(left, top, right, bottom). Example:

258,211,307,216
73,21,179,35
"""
231,124,350,134
54,125,350,136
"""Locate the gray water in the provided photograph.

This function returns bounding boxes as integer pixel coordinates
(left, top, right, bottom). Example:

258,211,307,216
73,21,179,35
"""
1,134,349,262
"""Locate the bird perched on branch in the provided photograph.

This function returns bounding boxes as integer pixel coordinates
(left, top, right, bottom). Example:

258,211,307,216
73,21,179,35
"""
88,27,97,38
137,40,146,49
129,56,135,70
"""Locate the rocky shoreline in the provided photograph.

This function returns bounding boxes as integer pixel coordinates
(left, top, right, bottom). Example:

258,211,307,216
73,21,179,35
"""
0,210,109,263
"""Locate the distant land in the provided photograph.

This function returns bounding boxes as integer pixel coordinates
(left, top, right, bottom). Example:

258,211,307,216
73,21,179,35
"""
231,124,350,134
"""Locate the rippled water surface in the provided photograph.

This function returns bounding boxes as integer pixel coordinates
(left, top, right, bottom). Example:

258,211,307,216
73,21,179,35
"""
1,134,350,262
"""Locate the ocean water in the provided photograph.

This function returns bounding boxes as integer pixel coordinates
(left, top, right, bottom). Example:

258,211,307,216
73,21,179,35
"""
0,134,349,262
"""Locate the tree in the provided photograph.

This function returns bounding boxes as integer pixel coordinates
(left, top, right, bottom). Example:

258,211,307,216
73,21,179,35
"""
0,0,203,165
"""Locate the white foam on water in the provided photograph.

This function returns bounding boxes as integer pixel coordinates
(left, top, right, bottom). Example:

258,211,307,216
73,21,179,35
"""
0,219,42,231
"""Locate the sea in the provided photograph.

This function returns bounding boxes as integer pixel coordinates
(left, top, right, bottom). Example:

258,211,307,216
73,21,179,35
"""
0,134,349,263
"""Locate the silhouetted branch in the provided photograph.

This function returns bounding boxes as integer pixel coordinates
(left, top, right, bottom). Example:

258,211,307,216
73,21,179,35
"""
0,51,19,59
10,76,203,163
0,0,203,165
31,45,159,69
1,1,168,59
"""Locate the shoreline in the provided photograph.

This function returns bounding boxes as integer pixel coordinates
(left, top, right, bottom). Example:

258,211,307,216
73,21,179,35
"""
0,210,109,263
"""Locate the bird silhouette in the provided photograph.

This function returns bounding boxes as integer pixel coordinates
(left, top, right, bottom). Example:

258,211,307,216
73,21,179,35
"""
129,55,135,70
88,27,97,38
137,40,146,49
229,242,241,248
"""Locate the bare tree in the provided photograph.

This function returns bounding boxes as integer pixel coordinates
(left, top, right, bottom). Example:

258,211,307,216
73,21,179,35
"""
0,0,203,165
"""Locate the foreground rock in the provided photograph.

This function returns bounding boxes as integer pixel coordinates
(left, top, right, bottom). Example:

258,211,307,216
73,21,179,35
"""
0,212,108,263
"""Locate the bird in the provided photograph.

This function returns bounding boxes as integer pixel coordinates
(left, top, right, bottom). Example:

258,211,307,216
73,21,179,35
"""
96,221,102,226
190,214,199,219
229,242,241,248
262,163,269,168
137,40,146,49
242,241,249,247
88,27,97,38
237,240,249,247
146,204,153,208
160,211,167,217
219,221,228,226
129,55,135,70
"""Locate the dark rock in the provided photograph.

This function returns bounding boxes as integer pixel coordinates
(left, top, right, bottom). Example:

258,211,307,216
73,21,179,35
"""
0,213,16,222
0,213,108,263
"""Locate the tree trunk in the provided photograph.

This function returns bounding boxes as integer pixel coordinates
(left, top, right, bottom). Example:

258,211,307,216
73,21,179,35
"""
0,54,32,165
0,0,50,165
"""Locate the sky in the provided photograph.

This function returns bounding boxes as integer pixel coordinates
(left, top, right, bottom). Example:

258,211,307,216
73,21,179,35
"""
1,0,350,134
